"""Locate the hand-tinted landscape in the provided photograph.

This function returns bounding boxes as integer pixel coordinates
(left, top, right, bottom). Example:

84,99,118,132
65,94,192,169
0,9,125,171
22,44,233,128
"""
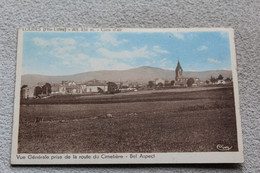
17,30,238,154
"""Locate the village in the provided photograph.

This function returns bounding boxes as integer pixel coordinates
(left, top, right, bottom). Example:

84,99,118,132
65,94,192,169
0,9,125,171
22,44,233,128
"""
20,61,232,99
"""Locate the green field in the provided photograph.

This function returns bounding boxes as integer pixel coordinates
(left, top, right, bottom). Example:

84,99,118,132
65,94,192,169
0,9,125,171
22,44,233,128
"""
18,87,238,153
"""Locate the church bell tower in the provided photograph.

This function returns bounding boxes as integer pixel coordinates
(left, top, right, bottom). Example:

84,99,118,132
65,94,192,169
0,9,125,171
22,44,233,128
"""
175,60,183,82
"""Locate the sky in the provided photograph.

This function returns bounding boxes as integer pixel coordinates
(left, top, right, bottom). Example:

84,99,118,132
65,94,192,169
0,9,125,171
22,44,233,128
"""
22,31,231,76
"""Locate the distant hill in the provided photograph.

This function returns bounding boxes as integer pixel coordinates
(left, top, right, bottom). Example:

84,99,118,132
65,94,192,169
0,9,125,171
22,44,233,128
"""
21,66,232,86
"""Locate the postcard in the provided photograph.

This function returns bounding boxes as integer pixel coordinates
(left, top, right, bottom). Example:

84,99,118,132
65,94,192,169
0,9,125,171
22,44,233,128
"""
11,28,243,164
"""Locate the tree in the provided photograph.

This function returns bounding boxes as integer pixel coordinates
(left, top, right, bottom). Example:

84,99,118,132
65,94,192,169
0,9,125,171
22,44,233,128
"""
34,86,42,97
107,82,119,94
217,74,224,80
170,80,175,86
187,78,195,87
210,76,216,83
42,83,52,95
147,81,154,88
206,80,209,84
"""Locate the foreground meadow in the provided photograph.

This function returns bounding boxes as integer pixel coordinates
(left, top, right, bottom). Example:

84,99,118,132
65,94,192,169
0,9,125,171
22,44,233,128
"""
18,87,238,153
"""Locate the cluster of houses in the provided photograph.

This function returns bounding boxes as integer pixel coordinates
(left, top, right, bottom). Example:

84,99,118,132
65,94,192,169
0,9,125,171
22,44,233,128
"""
174,60,201,87
52,80,108,95
21,60,232,99
148,60,232,88
21,79,109,99
151,60,201,88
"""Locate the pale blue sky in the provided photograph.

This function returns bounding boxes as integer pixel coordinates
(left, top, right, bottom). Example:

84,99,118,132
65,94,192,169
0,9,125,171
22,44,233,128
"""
22,31,231,75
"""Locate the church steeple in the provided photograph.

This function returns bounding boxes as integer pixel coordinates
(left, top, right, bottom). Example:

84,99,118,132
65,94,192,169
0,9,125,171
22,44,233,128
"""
176,60,182,72
175,60,183,81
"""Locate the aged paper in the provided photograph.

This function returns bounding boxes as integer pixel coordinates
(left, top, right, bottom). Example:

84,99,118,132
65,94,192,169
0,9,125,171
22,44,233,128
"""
11,28,243,164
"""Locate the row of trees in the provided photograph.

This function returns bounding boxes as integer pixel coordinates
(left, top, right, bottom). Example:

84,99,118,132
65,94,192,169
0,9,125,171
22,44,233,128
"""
207,74,232,84
21,83,52,98
35,83,52,97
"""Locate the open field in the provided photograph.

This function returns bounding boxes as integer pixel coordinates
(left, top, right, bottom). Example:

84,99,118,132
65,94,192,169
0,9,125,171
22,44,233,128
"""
21,87,233,105
18,87,238,153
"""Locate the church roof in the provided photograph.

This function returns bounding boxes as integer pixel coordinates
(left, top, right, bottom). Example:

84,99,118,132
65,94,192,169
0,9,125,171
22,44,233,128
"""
175,60,183,71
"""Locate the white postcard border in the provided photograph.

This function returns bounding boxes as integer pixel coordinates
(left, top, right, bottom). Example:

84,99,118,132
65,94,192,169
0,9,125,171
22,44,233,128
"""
11,28,244,164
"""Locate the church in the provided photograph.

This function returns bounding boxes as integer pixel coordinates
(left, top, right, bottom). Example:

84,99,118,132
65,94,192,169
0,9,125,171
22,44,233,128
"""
174,60,199,87
175,60,188,87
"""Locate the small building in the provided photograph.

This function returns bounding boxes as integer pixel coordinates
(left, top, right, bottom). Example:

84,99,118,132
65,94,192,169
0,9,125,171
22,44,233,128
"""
59,81,79,94
59,86,66,94
80,80,108,93
66,85,80,94
62,81,76,86
51,84,60,94
174,80,188,87
21,86,35,99
217,80,226,84
155,78,165,86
